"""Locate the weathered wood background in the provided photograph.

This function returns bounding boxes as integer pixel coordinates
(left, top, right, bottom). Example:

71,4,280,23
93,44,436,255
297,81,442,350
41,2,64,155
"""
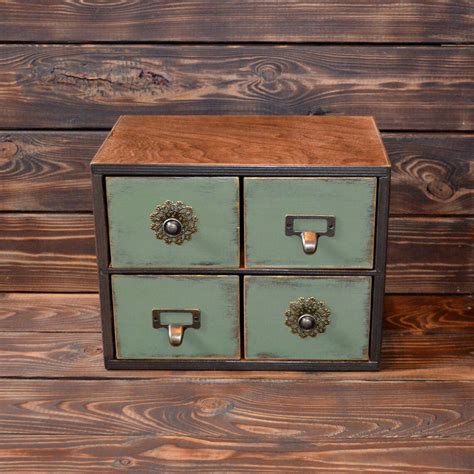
0,3,472,294
0,2,473,471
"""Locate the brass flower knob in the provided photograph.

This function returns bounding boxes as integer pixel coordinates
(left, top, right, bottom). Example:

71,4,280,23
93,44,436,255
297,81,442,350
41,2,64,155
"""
150,200,198,244
285,297,331,338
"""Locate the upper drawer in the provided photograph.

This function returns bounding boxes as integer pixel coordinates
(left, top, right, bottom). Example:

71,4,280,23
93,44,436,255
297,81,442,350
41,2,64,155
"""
106,177,240,268
244,178,377,268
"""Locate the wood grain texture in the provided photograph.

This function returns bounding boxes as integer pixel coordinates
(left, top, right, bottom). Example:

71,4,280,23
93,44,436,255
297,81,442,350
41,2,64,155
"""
0,0,471,468
0,379,471,438
385,134,474,215
0,132,103,211
0,1,472,43
387,217,474,294
1,214,470,292
0,436,472,472
0,294,471,380
93,116,388,168
1,45,472,130
0,293,100,332
0,331,472,381
384,295,474,333
0,213,97,292
2,132,472,214
2,293,471,335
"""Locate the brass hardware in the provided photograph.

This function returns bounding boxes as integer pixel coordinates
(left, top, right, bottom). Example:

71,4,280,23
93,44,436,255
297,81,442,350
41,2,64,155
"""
285,215,335,255
301,231,318,254
152,309,201,346
285,297,331,338
150,200,198,244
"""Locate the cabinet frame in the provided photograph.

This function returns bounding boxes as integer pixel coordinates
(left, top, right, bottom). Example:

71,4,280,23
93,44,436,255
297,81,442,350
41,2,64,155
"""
92,163,390,371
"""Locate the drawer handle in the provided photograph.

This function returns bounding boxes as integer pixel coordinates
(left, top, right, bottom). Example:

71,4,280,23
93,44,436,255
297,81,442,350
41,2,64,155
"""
152,309,201,346
285,297,331,338
150,200,198,245
285,215,335,255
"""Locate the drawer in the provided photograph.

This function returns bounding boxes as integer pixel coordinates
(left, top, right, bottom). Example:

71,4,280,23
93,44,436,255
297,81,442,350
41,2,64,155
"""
244,276,371,360
106,177,239,268
244,178,377,268
112,275,240,359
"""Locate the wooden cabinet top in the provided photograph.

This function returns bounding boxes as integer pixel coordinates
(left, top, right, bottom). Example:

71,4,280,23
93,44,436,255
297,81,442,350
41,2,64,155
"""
91,115,390,172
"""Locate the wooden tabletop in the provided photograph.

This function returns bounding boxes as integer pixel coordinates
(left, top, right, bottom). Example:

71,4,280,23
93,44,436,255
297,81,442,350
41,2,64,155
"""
92,115,390,170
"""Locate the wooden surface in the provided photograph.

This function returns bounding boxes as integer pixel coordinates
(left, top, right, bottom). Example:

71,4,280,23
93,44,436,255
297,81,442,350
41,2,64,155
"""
0,294,472,380
0,213,97,292
1,128,472,294
386,134,474,216
92,116,389,168
2,132,472,214
1,213,471,293
0,437,472,472
0,132,97,212
0,1,472,43
0,43,472,295
1,1,472,469
1,45,472,130
0,6,471,297
0,294,472,471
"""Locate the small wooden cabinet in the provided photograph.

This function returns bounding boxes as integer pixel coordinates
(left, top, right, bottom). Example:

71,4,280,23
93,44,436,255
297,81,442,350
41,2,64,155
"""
91,115,390,371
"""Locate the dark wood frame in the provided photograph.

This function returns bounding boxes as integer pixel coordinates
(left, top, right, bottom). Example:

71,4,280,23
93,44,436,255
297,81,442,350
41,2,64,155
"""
91,163,390,371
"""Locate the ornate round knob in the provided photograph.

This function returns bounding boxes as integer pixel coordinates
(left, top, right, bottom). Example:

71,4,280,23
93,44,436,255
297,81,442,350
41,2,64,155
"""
285,297,331,338
163,218,182,237
298,314,316,331
150,200,198,245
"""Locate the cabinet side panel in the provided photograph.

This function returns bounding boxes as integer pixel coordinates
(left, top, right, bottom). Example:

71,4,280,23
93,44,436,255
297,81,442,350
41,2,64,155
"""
91,173,110,269
370,174,391,361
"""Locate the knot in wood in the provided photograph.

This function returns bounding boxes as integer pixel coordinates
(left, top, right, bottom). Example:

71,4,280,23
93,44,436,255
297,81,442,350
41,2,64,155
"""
195,397,234,417
256,62,282,82
0,141,19,161
426,178,455,201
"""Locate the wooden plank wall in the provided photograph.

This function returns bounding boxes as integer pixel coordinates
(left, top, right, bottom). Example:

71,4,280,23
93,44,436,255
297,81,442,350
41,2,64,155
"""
0,2,473,294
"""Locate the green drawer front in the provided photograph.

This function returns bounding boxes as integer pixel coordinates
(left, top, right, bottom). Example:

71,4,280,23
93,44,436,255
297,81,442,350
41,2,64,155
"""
112,275,240,359
244,178,377,268
107,177,239,268
244,276,371,360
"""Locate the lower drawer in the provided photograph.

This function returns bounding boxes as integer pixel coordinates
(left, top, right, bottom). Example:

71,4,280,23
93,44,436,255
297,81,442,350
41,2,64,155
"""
244,276,371,360
111,274,372,362
112,275,240,359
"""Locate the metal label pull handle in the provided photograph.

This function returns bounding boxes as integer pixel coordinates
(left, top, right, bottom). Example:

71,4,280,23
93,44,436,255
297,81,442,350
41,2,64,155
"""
285,215,336,255
152,309,201,347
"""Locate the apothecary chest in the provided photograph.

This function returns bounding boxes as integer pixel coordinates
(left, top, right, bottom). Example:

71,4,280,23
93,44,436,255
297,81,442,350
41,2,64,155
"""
91,115,390,370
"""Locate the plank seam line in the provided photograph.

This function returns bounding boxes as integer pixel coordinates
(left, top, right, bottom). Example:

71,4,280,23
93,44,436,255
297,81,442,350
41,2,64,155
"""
0,376,472,383
0,41,472,46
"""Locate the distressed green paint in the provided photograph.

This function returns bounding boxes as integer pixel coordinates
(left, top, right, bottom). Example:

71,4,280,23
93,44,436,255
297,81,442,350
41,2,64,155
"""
244,178,377,268
245,276,371,360
107,177,239,268
112,275,240,359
